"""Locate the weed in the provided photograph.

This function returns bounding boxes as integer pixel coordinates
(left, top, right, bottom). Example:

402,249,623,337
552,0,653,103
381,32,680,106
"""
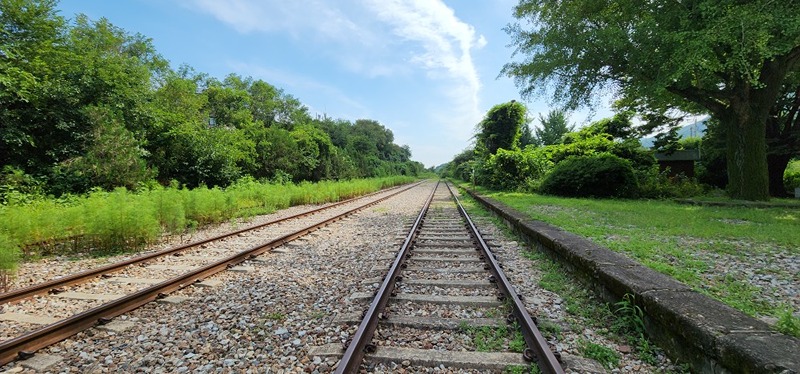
265,312,286,321
460,321,526,353
775,307,800,338
461,325,508,351
504,365,540,374
536,319,562,340
578,339,620,369
0,176,416,270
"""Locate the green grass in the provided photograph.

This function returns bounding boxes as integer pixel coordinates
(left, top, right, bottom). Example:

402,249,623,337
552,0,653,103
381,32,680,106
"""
0,176,417,267
460,322,525,352
461,183,800,337
578,339,620,369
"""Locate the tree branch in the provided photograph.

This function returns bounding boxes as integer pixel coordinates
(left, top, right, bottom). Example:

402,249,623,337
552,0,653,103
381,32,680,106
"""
666,85,727,116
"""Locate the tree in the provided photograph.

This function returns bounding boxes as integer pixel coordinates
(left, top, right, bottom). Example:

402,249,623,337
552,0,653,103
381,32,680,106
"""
476,101,526,155
766,76,800,196
535,109,573,145
503,0,800,200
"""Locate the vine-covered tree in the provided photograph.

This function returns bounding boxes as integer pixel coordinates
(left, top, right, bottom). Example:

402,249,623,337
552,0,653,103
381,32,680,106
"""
503,0,800,200
476,101,526,156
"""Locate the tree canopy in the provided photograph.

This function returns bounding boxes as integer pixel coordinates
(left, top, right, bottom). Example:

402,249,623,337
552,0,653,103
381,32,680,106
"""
503,0,800,200
0,0,422,197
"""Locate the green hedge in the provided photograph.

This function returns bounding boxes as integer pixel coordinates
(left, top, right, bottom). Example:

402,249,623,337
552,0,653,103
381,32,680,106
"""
539,153,638,198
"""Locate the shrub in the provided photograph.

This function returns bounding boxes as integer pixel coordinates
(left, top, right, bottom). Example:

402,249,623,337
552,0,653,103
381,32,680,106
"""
636,166,705,198
539,153,638,197
484,148,552,191
785,159,800,192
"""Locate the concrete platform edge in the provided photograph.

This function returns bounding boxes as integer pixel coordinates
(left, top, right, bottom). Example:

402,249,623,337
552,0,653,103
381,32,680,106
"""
464,188,800,374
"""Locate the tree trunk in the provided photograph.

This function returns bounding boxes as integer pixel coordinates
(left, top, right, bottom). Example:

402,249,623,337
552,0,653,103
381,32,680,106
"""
767,153,792,197
722,105,770,201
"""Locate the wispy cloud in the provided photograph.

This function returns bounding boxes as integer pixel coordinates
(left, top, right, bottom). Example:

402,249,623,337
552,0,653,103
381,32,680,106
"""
363,0,487,138
185,0,370,44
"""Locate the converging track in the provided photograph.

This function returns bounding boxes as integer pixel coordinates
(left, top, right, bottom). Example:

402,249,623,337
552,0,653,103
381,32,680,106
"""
313,181,564,373
0,182,422,366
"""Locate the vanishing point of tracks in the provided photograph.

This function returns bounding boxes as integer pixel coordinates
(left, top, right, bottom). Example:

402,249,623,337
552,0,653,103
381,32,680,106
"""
1,180,564,373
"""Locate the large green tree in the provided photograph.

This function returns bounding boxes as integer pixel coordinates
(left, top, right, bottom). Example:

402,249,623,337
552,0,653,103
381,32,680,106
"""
503,0,800,200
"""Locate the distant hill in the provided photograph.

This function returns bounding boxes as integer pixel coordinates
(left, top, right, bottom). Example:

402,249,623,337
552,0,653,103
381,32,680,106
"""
640,117,708,149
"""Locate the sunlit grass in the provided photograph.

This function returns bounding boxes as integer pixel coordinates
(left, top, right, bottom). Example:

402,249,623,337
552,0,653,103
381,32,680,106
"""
0,176,417,266
459,182,800,337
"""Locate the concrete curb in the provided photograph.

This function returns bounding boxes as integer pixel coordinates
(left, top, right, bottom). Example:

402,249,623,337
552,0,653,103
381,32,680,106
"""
465,189,800,374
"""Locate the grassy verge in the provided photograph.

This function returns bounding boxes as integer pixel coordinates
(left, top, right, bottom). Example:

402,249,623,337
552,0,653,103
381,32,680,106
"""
0,176,417,270
460,182,800,337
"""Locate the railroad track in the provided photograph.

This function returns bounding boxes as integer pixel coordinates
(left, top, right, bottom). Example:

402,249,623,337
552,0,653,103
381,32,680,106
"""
311,181,564,373
0,181,423,366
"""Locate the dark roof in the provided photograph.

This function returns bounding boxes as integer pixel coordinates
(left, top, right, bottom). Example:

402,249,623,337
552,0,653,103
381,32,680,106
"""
654,149,701,161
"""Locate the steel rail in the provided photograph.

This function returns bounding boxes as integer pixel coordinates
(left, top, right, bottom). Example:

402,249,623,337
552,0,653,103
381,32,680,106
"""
0,182,421,305
446,182,565,374
334,181,439,374
0,181,422,366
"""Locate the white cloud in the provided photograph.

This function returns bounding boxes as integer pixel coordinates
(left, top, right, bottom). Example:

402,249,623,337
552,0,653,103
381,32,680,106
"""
362,0,487,137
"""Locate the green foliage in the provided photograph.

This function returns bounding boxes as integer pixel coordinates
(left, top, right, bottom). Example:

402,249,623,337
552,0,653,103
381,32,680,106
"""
578,339,620,369
487,190,800,336
0,166,44,204
636,167,705,199
144,184,186,233
785,159,800,192
775,307,800,338
0,231,21,271
1,3,420,196
539,154,638,198
534,109,573,145
83,188,161,253
0,176,415,270
460,323,524,352
476,101,527,156
483,148,552,191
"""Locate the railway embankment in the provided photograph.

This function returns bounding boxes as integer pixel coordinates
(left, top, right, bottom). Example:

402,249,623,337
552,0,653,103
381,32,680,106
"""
465,188,800,373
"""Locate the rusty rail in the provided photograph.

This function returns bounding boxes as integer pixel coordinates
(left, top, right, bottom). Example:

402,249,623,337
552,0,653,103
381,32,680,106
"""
334,181,438,374
446,182,564,374
0,182,420,305
0,181,422,366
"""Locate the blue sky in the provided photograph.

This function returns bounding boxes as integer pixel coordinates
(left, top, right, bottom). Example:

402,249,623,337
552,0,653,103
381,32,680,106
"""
56,0,613,168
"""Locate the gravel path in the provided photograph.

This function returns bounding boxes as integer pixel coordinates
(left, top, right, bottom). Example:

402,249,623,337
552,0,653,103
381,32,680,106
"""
1,182,684,373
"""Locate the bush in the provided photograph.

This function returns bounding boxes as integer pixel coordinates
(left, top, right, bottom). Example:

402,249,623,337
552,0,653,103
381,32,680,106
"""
484,148,552,191
636,166,705,198
539,153,638,197
785,159,800,192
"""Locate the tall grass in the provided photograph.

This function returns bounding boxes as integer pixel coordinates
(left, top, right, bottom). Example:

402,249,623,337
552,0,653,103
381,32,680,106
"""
0,176,417,269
